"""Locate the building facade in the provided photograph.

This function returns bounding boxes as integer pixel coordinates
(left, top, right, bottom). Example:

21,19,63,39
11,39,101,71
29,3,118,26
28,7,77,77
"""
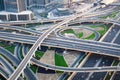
0,11,33,21
4,0,27,12
0,0,5,11
28,0,53,7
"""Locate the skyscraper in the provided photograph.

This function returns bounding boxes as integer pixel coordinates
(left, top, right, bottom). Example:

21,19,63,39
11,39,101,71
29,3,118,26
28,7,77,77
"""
0,0,5,11
28,0,53,7
4,0,27,12
0,0,33,21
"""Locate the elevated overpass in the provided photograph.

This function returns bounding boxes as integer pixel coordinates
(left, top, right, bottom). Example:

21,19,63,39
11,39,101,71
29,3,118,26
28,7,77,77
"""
0,5,118,26
8,8,94,80
1,44,120,77
0,17,120,36
0,57,14,74
68,18,120,25
2,5,118,80
0,31,120,58
0,65,9,79
0,26,41,35
0,46,38,80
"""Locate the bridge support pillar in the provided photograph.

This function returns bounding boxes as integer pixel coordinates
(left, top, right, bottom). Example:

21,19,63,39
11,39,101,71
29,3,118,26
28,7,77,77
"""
41,22,43,25
19,30,21,32
106,23,109,24
53,20,56,23
22,71,25,78
30,62,34,65
68,72,71,75
24,24,27,28
45,68,48,70
118,57,120,61
10,41,14,44
48,46,51,49
3,27,6,30
93,21,95,24
108,71,112,75
38,46,41,50
65,23,68,27
28,62,30,67
33,52,35,57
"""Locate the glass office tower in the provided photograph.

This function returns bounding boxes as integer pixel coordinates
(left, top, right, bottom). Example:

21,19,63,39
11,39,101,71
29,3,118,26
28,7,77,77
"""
28,0,53,7
4,0,27,12
0,0,5,11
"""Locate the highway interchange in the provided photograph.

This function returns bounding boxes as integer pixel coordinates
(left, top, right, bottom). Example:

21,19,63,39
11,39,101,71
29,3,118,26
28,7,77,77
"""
0,1,120,80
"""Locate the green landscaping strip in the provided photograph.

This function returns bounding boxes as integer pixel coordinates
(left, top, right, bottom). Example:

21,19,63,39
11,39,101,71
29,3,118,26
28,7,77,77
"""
20,47,24,59
101,11,119,19
62,29,75,34
54,53,68,67
5,45,15,54
77,32,83,38
0,42,5,47
35,51,44,60
105,72,114,80
109,11,119,18
98,25,107,36
30,65,38,73
0,42,16,54
105,60,119,80
54,53,68,73
89,24,107,36
83,33,95,40
98,30,105,36
112,60,119,66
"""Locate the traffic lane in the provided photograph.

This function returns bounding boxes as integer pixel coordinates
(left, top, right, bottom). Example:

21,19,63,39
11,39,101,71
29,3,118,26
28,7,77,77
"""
0,36,120,57
89,25,120,80
1,33,120,55
0,57,14,74
45,39,120,52
89,56,114,80
0,47,38,80
83,54,101,67
114,33,120,44
44,40,120,57
75,25,119,80
72,54,102,80
0,66,9,79
0,26,41,34
0,47,20,65
0,31,120,48
112,71,120,80
103,25,119,42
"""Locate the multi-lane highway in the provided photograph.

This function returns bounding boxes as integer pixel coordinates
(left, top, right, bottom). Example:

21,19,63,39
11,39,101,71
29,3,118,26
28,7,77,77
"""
0,31,120,57
0,26,41,35
0,18,119,79
8,5,116,80
0,65,9,79
0,56,14,74
0,46,38,80
8,6,96,80
0,2,120,80
70,13,120,80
